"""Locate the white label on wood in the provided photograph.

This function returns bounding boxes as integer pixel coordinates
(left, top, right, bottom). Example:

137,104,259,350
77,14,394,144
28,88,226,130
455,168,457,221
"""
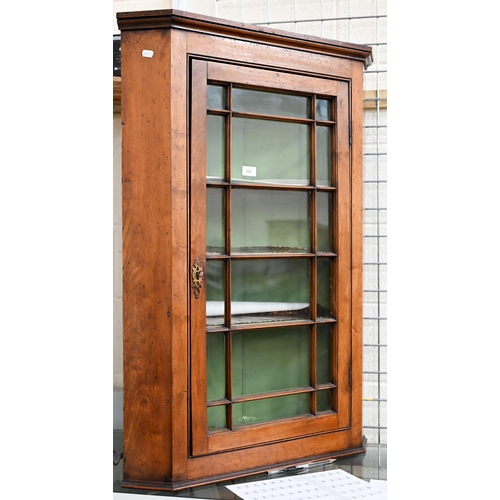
142,50,154,58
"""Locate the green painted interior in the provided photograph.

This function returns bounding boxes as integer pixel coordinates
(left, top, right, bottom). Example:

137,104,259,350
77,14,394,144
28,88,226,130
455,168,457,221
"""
232,88,309,118
205,85,335,430
206,114,225,180
231,117,310,185
233,393,311,427
232,326,310,397
232,189,310,253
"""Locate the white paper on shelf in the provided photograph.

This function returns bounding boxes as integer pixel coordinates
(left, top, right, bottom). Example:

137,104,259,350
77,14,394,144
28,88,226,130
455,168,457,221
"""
226,469,387,500
206,301,309,317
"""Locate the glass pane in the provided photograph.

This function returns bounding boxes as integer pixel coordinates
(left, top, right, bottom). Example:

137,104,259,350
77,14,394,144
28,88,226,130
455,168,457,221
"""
232,326,310,397
207,114,225,181
316,99,331,121
232,88,309,118
207,406,227,430
206,188,225,254
317,390,332,412
206,260,225,327
232,117,310,186
317,191,332,252
316,125,331,186
316,324,332,385
231,258,310,324
207,333,226,400
232,189,310,253
207,85,226,110
317,258,332,318
232,393,310,427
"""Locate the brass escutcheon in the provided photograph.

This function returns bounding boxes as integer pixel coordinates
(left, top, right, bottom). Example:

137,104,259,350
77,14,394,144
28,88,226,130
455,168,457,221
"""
191,258,204,299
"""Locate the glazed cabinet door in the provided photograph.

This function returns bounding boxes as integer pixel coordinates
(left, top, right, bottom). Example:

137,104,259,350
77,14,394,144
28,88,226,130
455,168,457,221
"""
189,59,353,457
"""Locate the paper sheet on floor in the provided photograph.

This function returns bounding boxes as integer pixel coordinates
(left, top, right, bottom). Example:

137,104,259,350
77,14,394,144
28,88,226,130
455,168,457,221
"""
226,468,387,500
370,479,387,494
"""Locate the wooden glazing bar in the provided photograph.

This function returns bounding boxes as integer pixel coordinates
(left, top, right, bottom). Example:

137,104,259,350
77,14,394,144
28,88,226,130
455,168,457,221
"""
229,253,315,259
230,319,314,331
316,317,338,324
207,399,231,407
316,382,337,390
206,326,230,333
229,184,317,191
206,181,231,187
331,106,338,189
226,83,233,185
231,387,315,404
231,111,315,124
316,251,338,257
310,254,318,320
331,324,339,412
224,85,233,431
225,330,233,430
310,325,317,415
207,110,230,117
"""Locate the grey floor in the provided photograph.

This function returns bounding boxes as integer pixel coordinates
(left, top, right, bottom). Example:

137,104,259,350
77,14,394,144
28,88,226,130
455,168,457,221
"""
113,430,386,498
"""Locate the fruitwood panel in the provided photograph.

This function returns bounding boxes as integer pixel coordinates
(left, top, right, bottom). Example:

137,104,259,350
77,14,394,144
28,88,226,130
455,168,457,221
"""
121,28,175,483
349,61,365,441
207,63,341,94
187,428,363,483
207,412,341,453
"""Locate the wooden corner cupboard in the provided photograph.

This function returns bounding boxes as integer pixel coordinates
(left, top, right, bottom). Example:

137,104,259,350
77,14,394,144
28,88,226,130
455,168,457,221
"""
117,9,372,491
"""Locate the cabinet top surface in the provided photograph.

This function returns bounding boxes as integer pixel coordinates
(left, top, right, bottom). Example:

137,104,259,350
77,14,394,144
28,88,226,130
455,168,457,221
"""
116,9,372,67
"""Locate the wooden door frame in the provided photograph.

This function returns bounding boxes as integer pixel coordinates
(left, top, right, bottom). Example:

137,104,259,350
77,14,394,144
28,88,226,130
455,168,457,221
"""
189,58,355,457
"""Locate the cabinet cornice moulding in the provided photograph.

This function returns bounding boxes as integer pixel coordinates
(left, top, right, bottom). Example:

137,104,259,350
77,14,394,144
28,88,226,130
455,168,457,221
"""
116,9,373,68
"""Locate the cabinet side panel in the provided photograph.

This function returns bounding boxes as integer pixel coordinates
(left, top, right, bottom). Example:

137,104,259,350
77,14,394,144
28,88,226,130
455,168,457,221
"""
121,29,174,483
350,61,364,441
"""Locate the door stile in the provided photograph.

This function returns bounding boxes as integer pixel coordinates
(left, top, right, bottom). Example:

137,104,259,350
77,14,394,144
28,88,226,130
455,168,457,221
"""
335,82,353,428
190,59,209,456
